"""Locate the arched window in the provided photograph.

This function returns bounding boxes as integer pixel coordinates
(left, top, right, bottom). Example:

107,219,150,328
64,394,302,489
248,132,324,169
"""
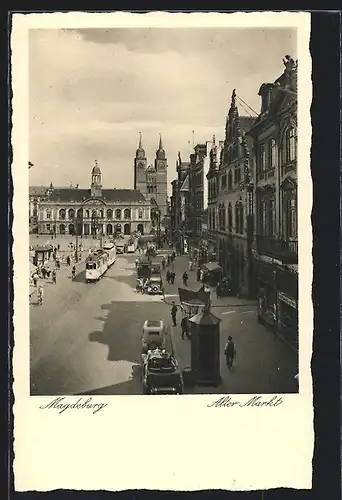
218,203,226,231
137,223,144,235
115,209,121,219
85,209,90,218
99,209,104,219
59,224,66,234
268,138,277,169
124,223,131,235
68,208,75,220
106,209,113,219
228,170,233,190
124,209,131,220
228,203,233,232
77,209,83,218
59,209,66,220
281,179,297,240
284,127,297,163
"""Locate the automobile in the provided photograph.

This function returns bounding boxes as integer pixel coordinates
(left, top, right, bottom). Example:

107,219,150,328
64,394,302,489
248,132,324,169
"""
215,277,235,297
142,320,165,354
145,276,164,295
142,348,183,395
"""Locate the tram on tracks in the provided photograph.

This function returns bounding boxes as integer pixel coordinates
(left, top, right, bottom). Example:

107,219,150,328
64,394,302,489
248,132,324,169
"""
85,243,116,283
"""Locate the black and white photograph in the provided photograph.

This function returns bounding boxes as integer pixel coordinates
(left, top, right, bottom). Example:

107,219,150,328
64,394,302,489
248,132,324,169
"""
13,11,313,492
26,25,301,397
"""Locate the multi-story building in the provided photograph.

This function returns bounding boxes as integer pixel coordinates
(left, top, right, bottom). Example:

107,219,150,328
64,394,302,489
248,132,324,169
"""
169,152,190,252
133,133,168,224
36,161,152,237
247,55,298,347
215,90,256,296
186,139,223,259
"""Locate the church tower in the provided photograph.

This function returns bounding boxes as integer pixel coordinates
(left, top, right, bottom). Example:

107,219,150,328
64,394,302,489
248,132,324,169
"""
154,134,168,218
91,160,102,197
134,132,147,196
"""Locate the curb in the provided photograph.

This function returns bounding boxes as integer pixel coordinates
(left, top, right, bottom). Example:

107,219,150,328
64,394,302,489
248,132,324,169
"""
162,295,256,309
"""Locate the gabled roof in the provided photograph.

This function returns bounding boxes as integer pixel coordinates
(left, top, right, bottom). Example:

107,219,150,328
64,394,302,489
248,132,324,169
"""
179,175,189,192
47,188,147,203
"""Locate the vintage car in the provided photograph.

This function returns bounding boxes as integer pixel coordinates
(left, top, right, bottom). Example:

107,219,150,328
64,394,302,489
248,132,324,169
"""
142,348,183,395
142,320,165,354
145,276,164,295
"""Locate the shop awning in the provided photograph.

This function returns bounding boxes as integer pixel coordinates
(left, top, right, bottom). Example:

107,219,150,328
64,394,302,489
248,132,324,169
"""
178,287,211,307
202,261,222,273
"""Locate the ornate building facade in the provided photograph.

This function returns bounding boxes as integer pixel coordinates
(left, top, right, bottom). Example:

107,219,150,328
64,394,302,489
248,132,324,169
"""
133,133,168,223
36,161,152,236
215,90,256,297
247,55,298,348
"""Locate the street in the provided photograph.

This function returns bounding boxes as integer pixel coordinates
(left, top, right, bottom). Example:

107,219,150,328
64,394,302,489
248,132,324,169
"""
30,251,298,396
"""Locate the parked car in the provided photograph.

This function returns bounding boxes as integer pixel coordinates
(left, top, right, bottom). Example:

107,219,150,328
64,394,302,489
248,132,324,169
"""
145,276,164,295
142,320,165,354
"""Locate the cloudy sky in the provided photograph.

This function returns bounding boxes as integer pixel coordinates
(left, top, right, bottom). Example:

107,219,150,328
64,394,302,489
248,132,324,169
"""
29,27,296,191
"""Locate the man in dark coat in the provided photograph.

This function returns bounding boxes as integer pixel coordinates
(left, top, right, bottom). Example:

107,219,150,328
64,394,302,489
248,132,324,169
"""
224,336,236,370
181,316,190,340
171,301,178,326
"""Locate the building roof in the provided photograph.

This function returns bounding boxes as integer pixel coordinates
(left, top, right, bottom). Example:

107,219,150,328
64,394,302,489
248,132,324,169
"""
47,188,147,203
29,186,48,196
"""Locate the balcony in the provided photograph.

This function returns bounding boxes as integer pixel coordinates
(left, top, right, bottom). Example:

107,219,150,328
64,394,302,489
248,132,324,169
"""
256,235,298,264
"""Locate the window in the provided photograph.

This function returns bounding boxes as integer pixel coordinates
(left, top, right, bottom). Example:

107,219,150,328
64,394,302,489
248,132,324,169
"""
46,223,51,232
99,210,104,219
115,209,121,219
228,203,233,232
235,202,243,234
77,209,83,218
59,209,66,220
258,143,266,173
218,203,226,231
282,187,297,239
85,210,90,218
124,209,131,220
46,209,51,219
221,174,227,189
268,138,277,169
268,199,276,236
257,193,276,236
138,209,143,219
234,166,241,184
68,209,75,220
228,170,233,190
285,127,297,163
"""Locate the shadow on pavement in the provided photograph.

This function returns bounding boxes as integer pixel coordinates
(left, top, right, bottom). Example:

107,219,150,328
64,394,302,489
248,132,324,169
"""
76,364,142,395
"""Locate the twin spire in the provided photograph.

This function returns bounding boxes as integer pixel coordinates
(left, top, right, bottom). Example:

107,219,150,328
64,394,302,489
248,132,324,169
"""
137,133,165,154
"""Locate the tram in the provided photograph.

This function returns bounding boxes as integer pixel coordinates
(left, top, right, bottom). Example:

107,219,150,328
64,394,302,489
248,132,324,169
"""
102,242,116,267
85,249,109,282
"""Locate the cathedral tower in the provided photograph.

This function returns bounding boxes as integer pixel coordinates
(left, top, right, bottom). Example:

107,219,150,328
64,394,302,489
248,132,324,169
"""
134,132,147,196
91,160,102,197
154,134,168,218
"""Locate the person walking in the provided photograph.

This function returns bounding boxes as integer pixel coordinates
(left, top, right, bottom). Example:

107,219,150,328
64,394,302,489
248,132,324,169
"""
72,265,76,280
224,336,236,370
166,270,171,283
162,258,166,271
170,271,176,285
52,269,57,284
171,301,178,327
197,267,201,282
167,255,171,267
181,315,190,340
182,271,188,287
66,255,71,266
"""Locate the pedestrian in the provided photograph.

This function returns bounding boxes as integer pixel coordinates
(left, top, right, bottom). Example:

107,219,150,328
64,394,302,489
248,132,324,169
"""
166,270,171,283
66,255,71,266
197,267,201,281
167,255,171,267
182,271,188,287
57,244,60,251
188,260,193,271
170,271,176,285
171,301,178,326
135,258,139,268
72,265,76,280
33,273,38,287
200,269,204,281
171,251,176,262
162,258,166,270
224,336,236,370
181,316,190,340
52,269,57,284
41,267,46,279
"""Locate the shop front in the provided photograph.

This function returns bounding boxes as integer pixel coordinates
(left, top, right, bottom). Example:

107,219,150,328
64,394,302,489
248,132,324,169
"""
255,259,277,330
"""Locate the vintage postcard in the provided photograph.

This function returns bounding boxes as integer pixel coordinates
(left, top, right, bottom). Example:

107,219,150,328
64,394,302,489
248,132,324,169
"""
12,11,313,491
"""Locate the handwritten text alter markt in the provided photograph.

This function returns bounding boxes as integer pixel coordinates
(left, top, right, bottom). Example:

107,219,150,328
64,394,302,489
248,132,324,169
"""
39,397,108,414
207,395,283,408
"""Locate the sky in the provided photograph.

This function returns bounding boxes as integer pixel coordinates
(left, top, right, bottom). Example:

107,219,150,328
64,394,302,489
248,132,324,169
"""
29,27,297,192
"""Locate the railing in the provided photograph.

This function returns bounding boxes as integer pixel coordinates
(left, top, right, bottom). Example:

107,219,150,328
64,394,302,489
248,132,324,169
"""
256,235,298,264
